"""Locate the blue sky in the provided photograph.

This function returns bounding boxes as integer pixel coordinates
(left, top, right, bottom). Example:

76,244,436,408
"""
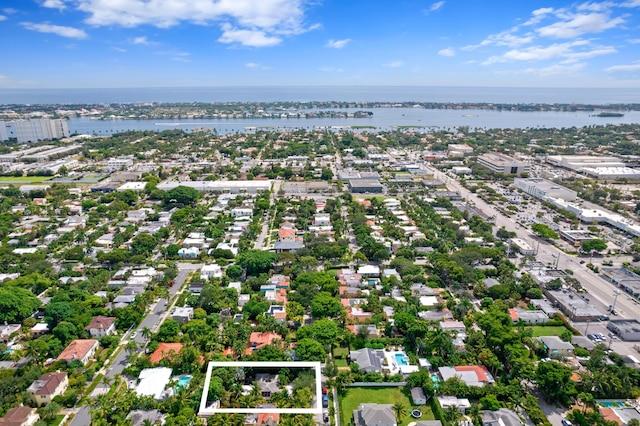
1,0,640,88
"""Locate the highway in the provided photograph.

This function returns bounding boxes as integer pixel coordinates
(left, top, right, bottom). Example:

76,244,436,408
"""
69,263,201,426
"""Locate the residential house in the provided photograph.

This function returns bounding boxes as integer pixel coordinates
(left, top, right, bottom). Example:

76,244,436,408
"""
0,405,40,426
136,367,173,400
358,265,381,278
508,308,548,324
85,316,116,338
273,241,304,253
231,207,253,218
0,324,21,342
172,307,194,324
353,403,397,426
150,343,184,364
178,247,200,258
437,396,471,414
256,374,280,399
57,339,99,365
27,372,68,407
256,412,280,425
349,348,385,373
481,409,523,426
539,336,574,358
438,365,495,387
126,410,165,426
439,320,467,349
200,263,222,281
246,332,281,354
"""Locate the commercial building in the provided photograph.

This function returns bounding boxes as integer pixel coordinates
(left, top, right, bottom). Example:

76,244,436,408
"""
544,289,605,321
514,178,577,202
11,119,70,143
581,167,640,180
157,180,272,194
546,155,625,171
508,238,536,255
608,319,640,341
559,230,597,247
477,153,530,176
447,144,474,157
0,122,8,142
348,179,384,193
601,267,640,298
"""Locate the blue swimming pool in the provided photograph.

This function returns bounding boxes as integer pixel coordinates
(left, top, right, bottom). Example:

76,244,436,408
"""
176,375,192,389
394,353,409,366
599,401,625,408
430,374,440,388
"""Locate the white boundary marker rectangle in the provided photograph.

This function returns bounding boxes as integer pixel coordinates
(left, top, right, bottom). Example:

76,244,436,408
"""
198,361,323,417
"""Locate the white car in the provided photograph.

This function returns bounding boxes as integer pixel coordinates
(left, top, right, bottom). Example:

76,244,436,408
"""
130,332,137,339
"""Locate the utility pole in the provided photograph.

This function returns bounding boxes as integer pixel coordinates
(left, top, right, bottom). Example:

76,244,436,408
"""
611,290,621,315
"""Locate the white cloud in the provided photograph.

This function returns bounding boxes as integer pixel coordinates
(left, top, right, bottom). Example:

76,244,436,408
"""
3,8,17,14
246,62,270,70
383,60,404,68
0,15,6,21
111,47,127,52
620,0,640,6
523,62,586,77
438,47,455,57
218,24,281,47
42,0,67,10
628,38,640,44
319,66,343,72
537,12,624,38
605,63,640,72
21,22,88,39
69,0,315,47
463,30,534,50
133,36,152,45
326,39,351,49
523,7,555,25
483,40,589,64
430,1,445,12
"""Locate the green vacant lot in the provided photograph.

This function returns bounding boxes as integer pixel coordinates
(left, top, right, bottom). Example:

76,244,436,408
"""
530,325,571,337
339,387,435,426
0,176,51,184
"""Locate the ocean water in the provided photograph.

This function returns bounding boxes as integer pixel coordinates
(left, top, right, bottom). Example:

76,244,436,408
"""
68,107,640,134
2,86,640,105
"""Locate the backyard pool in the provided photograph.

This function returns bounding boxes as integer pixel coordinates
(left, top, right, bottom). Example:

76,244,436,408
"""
395,353,409,366
430,374,440,388
599,401,626,408
176,375,192,389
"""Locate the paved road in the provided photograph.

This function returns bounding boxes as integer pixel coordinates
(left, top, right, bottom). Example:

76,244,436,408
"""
69,263,201,426
254,180,282,250
431,167,640,321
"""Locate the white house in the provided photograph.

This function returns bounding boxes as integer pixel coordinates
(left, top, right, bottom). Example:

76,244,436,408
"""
200,263,223,280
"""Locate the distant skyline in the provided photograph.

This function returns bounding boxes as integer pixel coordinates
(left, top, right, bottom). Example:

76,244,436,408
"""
1,0,640,89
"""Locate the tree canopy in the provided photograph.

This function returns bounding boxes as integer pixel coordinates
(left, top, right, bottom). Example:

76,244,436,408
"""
0,286,41,323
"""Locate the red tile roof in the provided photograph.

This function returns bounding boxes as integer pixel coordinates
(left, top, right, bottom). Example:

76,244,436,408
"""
455,365,490,383
57,339,98,363
150,343,184,364
246,332,280,354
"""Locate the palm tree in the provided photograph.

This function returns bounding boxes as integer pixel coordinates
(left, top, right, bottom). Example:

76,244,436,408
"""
141,327,152,343
125,340,139,359
392,402,407,421
444,405,462,425
39,402,62,421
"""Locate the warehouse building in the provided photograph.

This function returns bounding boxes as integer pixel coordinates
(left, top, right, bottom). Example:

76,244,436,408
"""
514,178,577,202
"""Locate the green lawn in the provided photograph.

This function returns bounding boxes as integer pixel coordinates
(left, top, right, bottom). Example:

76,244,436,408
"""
0,176,52,183
334,359,348,368
339,387,435,426
333,347,349,358
530,325,571,337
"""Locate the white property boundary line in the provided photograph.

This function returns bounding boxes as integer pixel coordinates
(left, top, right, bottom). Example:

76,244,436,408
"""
198,361,323,417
